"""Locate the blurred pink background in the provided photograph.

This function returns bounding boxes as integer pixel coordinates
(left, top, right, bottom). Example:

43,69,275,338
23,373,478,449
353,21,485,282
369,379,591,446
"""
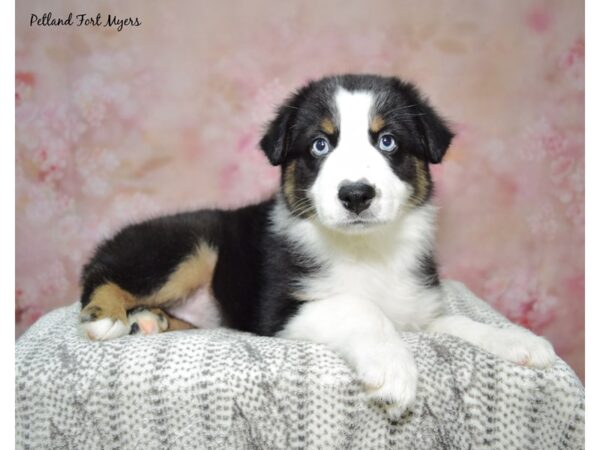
16,1,584,381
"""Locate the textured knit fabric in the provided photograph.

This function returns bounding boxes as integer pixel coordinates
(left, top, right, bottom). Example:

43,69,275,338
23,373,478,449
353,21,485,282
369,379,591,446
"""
15,280,584,449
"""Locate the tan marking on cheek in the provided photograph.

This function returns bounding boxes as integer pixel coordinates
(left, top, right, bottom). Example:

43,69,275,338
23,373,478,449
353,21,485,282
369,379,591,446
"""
370,115,386,133
145,243,218,306
321,118,335,135
283,160,297,206
409,158,431,207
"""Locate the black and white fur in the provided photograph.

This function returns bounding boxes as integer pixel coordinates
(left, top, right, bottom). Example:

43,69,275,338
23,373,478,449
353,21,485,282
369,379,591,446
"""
80,74,556,416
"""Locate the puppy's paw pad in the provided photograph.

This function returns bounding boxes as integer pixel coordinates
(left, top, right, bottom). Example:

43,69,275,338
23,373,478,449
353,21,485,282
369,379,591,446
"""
82,317,129,341
485,328,556,369
365,372,417,418
128,309,168,336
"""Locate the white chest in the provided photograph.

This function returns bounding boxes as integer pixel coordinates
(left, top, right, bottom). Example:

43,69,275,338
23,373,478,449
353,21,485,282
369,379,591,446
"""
275,201,444,330
299,247,442,331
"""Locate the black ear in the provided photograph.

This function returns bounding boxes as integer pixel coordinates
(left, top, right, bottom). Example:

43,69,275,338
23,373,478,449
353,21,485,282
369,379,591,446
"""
259,104,294,166
413,101,454,164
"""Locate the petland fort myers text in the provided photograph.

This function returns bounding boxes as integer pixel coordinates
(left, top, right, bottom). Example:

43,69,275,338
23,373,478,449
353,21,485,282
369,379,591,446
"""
30,12,141,32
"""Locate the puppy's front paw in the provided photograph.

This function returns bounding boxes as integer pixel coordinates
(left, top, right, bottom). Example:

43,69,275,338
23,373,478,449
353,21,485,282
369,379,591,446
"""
356,345,418,418
482,328,556,369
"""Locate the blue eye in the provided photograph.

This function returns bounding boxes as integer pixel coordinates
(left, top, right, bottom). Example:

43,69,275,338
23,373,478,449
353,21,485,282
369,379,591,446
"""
311,138,331,157
378,134,397,152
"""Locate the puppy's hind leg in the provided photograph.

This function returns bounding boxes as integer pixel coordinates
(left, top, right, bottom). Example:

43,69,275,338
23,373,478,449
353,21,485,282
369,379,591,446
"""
80,283,138,341
128,307,196,336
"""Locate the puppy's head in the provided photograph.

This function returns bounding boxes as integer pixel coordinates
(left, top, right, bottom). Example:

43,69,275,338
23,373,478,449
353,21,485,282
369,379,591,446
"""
260,74,453,233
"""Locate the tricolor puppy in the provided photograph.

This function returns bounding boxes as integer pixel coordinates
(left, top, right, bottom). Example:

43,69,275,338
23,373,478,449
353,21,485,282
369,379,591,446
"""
80,74,556,416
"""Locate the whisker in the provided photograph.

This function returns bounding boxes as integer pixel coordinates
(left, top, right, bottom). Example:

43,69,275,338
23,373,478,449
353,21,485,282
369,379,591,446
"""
292,202,316,217
291,195,312,204
381,103,418,114
292,202,313,214
290,197,312,207
394,112,426,117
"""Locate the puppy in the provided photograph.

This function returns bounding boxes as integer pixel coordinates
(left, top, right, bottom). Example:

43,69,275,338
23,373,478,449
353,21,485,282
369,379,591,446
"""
80,74,556,416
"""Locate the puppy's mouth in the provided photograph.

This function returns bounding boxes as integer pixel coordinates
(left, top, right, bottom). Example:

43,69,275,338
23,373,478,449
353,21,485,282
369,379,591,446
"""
310,194,399,234
329,216,389,233
345,218,377,226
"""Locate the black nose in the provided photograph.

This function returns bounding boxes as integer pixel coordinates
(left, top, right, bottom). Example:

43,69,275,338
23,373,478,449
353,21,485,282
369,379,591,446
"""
338,182,376,215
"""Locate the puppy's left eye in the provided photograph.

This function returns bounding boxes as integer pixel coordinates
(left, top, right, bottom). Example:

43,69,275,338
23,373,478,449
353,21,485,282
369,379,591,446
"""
377,134,397,153
311,138,331,157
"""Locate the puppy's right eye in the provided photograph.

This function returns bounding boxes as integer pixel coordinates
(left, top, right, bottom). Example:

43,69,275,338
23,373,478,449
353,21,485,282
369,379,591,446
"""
377,134,397,153
311,138,331,157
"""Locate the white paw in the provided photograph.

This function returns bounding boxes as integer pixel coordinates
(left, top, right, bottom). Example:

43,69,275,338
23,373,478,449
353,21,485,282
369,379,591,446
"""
482,327,556,369
128,308,168,336
82,317,130,341
355,345,418,418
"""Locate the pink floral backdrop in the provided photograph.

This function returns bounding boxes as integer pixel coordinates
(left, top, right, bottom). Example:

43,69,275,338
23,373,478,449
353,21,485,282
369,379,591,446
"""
16,0,584,381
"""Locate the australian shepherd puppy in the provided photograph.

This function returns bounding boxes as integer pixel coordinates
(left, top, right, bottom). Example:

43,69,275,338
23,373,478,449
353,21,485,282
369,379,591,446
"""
80,74,556,416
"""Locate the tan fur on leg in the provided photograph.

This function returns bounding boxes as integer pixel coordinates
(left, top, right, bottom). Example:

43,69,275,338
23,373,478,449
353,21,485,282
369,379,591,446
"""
166,314,196,331
81,283,138,324
81,242,216,340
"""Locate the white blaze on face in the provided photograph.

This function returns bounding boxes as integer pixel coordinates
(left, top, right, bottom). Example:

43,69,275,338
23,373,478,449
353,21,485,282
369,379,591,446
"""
310,88,410,231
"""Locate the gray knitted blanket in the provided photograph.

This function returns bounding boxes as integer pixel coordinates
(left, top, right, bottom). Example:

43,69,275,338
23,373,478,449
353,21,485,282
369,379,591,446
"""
16,280,584,449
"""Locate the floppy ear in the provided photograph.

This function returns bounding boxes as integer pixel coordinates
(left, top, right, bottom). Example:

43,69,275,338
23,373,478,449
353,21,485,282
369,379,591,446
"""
259,104,294,166
390,78,454,164
413,101,454,164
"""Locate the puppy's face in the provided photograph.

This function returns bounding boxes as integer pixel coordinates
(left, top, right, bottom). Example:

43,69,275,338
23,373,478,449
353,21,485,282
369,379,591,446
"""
260,75,453,233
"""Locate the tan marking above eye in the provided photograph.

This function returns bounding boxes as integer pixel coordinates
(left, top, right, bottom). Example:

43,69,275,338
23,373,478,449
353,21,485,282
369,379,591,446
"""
320,118,336,135
370,115,385,133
